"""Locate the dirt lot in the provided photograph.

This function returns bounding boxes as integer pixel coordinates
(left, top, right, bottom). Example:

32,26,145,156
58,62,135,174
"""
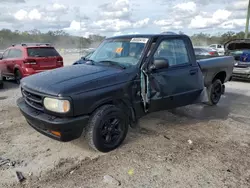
0,56,250,187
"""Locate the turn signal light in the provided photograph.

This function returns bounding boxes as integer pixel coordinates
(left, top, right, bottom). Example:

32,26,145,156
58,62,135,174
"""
50,130,61,137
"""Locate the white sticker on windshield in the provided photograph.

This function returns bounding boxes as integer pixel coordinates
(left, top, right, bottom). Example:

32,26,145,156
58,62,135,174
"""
130,38,149,43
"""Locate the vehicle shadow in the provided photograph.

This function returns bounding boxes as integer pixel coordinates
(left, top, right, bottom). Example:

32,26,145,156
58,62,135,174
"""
231,77,250,83
71,131,93,151
69,91,250,150
126,91,250,143
1,80,19,90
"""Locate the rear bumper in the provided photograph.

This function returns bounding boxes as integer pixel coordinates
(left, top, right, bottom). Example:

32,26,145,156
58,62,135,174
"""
17,97,89,142
232,67,250,79
22,66,63,77
22,68,43,77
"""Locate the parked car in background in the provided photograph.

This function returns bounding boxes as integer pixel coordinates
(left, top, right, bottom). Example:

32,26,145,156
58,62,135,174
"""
209,44,225,56
194,46,219,59
17,33,233,153
224,39,250,80
0,43,64,84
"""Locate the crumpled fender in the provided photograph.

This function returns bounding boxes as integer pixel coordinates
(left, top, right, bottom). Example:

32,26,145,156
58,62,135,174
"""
140,69,150,112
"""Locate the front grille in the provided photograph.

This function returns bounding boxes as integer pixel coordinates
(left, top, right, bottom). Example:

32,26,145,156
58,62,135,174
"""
21,88,44,111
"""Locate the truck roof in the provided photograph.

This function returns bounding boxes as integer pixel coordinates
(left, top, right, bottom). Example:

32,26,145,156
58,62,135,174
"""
107,33,186,40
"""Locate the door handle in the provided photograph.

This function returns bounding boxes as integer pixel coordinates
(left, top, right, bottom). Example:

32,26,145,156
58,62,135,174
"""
189,69,198,75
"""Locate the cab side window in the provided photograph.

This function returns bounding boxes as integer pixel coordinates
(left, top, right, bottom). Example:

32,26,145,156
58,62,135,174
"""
153,39,190,66
14,49,22,58
8,49,16,58
8,49,22,58
2,50,10,59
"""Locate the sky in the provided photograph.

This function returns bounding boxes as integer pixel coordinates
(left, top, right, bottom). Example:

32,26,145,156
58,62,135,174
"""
0,0,248,37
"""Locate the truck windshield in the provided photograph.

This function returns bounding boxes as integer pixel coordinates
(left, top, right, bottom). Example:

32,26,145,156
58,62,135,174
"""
89,37,149,68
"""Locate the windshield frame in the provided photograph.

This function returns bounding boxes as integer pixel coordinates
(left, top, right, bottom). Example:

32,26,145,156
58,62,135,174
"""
88,36,151,69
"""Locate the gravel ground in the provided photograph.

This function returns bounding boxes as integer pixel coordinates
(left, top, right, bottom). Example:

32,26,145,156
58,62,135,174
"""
0,57,250,187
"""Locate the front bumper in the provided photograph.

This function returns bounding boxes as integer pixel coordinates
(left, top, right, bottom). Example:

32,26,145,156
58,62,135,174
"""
232,67,250,79
17,97,89,141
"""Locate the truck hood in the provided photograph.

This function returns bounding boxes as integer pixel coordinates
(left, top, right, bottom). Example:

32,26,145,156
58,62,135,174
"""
21,64,129,96
224,39,250,52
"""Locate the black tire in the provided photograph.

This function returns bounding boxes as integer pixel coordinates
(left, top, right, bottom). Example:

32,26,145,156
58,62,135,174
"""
206,79,223,106
15,69,22,84
86,105,129,152
0,71,3,89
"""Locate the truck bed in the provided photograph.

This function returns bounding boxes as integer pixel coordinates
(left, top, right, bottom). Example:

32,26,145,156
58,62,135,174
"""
197,56,234,87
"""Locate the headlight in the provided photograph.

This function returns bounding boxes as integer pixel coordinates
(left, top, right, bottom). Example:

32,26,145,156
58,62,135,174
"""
43,97,70,113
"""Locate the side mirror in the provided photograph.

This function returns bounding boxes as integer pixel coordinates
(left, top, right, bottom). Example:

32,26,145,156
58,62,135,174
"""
149,58,169,71
0,55,3,60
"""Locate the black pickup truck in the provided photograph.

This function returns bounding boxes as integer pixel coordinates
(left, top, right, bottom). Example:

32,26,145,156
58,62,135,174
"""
17,34,234,152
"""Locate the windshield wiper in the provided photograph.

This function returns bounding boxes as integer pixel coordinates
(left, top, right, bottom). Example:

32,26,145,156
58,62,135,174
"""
98,60,126,69
80,58,95,65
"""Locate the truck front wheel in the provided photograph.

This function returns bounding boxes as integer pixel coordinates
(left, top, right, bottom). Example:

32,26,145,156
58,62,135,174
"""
206,79,223,106
86,105,129,152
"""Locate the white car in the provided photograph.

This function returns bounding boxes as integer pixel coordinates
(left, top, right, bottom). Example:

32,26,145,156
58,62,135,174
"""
209,44,225,56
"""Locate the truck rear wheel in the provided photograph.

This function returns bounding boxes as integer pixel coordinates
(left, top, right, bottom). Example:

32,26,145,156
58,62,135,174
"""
206,79,223,106
86,105,129,152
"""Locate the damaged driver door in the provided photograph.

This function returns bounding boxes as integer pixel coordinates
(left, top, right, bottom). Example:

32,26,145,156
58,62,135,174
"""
145,36,204,112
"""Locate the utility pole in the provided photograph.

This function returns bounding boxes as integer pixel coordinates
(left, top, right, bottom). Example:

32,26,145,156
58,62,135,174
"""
75,7,83,57
78,7,83,57
245,0,250,39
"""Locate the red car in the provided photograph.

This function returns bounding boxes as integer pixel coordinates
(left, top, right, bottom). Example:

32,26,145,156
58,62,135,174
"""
0,43,63,84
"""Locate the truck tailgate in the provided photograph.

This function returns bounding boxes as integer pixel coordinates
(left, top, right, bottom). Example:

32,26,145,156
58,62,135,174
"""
197,56,234,87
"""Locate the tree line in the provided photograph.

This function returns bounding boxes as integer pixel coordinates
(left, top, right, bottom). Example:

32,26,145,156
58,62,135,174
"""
0,29,105,50
0,29,247,50
189,31,246,46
